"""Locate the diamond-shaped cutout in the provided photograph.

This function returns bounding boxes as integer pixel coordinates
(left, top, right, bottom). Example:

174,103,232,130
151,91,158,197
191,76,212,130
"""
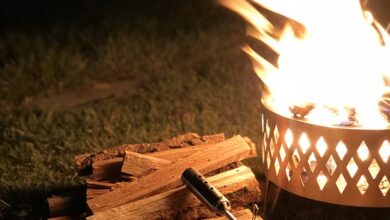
336,174,347,194
357,141,369,161
379,176,390,196
286,163,292,181
308,153,317,172
292,149,300,168
262,137,266,163
368,159,380,179
379,140,390,163
270,139,276,157
275,158,280,175
299,132,310,154
347,158,358,178
336,141,347,160
285,129,293,149
300,167,308,187
316,171,328,191
357,175,369,195
316,137,327,157
274,126,280,144
326,156,337,176
280,146,286,162
261,146,265,164
267,152,271,170
266,122,271,139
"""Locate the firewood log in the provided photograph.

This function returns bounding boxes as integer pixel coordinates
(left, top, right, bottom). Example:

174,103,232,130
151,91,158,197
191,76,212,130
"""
87,135,255,213
75,133,225,175
87,166,261,219
121,151,173,177
91,143,214,181
205,209,263,220
47,190,86,218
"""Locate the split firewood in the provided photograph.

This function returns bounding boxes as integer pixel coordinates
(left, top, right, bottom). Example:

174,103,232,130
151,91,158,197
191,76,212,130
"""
48,215,83,220
148,145,201,161
87,135,255,213
75,133,225,175
47,190,86,218
88,162,242,200
86,179,135,200
205,209,263,220
379,89,390,122
87,166,261,220
289,102,315,118
91,158,123,181
121,151,173,177
86,180,116,200
91,144,211,181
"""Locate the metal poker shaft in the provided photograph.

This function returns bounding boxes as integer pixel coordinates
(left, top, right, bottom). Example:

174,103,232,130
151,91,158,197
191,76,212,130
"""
181,167,237,220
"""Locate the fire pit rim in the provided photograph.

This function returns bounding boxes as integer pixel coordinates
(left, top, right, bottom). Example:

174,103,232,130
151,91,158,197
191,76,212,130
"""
261,97,390,132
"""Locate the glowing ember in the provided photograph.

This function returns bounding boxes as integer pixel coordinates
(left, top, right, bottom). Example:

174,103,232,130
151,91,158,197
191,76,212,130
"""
220,0,390,128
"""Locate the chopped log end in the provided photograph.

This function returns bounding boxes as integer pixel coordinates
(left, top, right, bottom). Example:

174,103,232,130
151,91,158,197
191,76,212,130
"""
121,151,173,177
47,191,86,218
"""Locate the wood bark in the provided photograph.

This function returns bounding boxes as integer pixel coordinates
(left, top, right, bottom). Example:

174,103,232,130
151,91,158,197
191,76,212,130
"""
87,135,254,213
87,166,261,219
75,133,225,175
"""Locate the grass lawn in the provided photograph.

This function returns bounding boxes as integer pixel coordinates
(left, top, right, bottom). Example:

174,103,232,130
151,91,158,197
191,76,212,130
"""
1,0,390,219
0,0,262,218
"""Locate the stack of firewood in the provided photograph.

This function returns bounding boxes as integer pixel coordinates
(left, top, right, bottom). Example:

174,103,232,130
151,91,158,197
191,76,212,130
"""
47,133,263,220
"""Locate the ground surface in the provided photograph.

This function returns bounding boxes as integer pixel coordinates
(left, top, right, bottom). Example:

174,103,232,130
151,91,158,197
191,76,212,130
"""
0,0,262,218
1,0,390,219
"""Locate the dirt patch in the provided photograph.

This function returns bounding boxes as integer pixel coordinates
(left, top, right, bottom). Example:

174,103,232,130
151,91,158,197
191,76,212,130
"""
24,79,140,110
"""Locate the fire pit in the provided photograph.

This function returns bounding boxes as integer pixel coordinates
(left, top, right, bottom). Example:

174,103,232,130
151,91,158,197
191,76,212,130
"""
219,0,390,209
261,97,390,207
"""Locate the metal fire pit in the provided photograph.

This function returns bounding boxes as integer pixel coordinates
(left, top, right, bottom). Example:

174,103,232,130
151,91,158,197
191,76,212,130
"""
261,99,390,207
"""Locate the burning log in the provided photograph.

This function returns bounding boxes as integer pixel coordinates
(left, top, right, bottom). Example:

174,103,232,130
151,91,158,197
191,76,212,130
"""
75,133,225,175
289,102,315,118
87,135,255,213
87,166,260,220
379,89,390,122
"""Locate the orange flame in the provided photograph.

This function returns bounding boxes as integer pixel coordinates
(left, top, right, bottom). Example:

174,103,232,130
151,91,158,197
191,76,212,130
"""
220,0,390,128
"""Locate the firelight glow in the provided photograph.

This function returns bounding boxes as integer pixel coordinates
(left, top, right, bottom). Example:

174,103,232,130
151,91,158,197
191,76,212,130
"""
220,0,390,128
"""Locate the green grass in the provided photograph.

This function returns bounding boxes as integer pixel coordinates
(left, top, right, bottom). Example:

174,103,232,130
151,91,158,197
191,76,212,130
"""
0,0,262,217
2,1,390,219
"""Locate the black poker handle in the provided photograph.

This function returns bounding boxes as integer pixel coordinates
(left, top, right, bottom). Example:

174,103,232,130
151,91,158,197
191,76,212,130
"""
181,167,231,214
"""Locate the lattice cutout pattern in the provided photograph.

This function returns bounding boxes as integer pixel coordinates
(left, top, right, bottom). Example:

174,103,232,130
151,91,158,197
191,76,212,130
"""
261,109,390,207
